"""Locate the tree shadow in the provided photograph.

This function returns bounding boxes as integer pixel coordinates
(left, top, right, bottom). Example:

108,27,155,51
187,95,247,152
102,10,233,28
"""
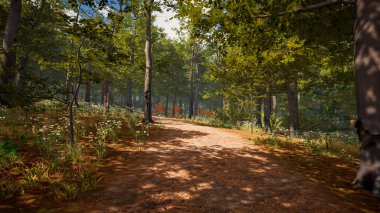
25,124,379,212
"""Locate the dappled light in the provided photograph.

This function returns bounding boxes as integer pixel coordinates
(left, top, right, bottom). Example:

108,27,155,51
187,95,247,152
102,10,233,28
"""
25,118,378,212
2,0,380,211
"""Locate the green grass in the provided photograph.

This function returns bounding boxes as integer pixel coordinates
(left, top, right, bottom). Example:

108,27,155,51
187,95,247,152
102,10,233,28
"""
0,101,145,201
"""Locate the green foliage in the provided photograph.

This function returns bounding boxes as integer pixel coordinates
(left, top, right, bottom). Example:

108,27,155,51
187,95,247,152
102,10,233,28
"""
253,135,283,148
300,131,358,159
270,113,285,133
0,138,24,169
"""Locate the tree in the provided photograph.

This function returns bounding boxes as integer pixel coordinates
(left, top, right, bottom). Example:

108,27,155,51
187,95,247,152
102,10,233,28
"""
1,0,22,106
351,0,380,198
143,0,154,123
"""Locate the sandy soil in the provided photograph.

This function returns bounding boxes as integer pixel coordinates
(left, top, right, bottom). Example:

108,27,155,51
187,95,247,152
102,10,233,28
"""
7,117,380,212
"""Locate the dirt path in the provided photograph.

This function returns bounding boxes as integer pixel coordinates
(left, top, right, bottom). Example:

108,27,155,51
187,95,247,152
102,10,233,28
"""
38,117,379,212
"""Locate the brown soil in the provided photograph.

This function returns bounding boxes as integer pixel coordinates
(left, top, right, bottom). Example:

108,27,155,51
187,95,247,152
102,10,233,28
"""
3,117,380,212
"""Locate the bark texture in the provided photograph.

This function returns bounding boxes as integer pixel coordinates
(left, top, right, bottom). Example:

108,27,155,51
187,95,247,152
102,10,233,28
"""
353,0,380,198
85,82,91,102
143,0,154,122
16,55,28,92
102,81,110,112
255,98,262,127
287,80,299,136
165,94,169,117
264,88,272,132
1,0,22,105
172,92,177,117
188,42,196,119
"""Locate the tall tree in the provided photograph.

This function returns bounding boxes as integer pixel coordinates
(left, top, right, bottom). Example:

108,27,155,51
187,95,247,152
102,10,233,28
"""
352,0,380,198
143,0,154,123
1,0,22,106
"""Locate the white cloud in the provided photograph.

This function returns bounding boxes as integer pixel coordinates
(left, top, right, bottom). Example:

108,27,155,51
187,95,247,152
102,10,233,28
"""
153,7,181,39
98,6,110,18
64,8,77,18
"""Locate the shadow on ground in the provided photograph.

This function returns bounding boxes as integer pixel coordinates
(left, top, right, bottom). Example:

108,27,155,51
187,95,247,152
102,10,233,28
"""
6,119,380,213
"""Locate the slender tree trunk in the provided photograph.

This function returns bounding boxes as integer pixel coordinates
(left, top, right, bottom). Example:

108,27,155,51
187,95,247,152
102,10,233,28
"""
209,99,213,112
143,0,154,123
189,42,196,119
194,86,199,116
109,86,114,106
65,60,73,102
255,98,262,128
16,55,28,92
85,82,91,103
84,65,92,103
272,96,277,114
264,87,272,132
74,90,79,107
353,0,380,198
126,34,135,108
126,79,133,107
101,83,105,104
102,81,110,112
164,93,169,117
287,80,299,136
68,39,85,145
172,92,177,117
189,91,194,118
1,0,22,106
220,95,224,109
179,98,183,115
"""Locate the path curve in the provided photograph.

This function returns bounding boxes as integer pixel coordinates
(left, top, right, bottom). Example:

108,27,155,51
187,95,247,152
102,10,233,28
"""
42,117,379,212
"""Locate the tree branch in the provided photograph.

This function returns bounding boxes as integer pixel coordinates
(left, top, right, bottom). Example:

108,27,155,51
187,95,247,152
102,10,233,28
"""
292,0,355,13
255,0,355,18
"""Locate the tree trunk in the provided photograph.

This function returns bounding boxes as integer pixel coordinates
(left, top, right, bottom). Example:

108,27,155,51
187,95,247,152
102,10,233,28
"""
218,95,225,109
0,0,22,106
172,92,177,117
272,95,277,114
109,86,114,106
194,86,199,116
164,93,169,117
264,87,272,132
287,80,299,136
353,0,380,198
85,82,91,103
126,79,133,107
68,38,85,145
189,42,196,119
143,0,154,123
255,98,262,128
126,35,135,108
84,65,92,103
179,98,183,115
16,55,29,92
65,62,73,102
102,81,110,112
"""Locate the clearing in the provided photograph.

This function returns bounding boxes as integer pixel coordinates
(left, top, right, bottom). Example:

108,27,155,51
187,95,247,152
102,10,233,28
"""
4,117,380,212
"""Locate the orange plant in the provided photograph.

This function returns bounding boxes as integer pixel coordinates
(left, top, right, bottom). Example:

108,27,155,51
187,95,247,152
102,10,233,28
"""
154,103,165,114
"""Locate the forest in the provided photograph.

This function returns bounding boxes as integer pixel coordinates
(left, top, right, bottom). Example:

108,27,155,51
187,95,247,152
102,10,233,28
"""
1,0,380,212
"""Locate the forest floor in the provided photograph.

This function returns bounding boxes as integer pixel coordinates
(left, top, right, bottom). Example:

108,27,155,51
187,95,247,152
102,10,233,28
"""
2,117,380,212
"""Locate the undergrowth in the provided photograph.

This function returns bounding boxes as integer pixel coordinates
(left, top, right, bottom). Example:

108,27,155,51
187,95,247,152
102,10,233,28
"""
0,101,147,202
181,112,359,160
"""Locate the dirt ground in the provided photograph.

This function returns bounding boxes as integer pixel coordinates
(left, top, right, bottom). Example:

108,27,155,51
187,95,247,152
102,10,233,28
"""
3,117,380,212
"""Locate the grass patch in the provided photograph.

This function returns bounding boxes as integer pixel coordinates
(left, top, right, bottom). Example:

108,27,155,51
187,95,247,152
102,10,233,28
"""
0,101,147,202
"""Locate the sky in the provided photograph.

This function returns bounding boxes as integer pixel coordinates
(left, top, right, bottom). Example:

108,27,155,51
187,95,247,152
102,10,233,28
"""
153,8,181,39
65,3,181,40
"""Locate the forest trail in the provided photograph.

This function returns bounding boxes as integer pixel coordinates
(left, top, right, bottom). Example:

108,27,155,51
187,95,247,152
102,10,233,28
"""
37,117,379,213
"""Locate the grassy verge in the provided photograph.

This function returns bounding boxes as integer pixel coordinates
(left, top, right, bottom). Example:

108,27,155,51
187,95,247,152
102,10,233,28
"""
252,131,359,160
172,115,359,161
0,101,149,203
